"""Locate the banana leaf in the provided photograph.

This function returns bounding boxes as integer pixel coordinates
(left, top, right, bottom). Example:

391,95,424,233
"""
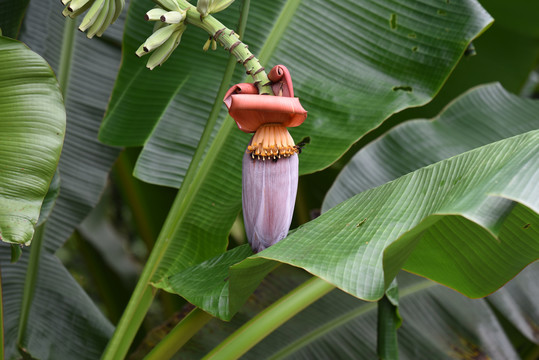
100,0,493,185
323,83,539,210
0,36,65,246
178,263,539,359
99,0,496,291
0,0,124,357
160,85,539,320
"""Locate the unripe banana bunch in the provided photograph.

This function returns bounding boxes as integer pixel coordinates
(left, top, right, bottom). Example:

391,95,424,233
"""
197,0,235,18
136,6,187,70
61,0,125,39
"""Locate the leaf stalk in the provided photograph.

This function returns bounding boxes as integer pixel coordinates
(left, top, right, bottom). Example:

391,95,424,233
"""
202,276,335,360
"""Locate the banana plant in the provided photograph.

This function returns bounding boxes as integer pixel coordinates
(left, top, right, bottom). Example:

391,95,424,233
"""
0,0,537,359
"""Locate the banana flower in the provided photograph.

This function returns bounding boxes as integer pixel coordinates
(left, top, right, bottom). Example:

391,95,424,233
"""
224,65,307,252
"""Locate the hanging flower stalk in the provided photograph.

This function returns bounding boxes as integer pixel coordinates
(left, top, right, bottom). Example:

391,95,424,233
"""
224,65,307,252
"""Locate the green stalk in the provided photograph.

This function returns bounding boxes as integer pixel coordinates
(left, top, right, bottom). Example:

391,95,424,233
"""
377,295,399,360
16,225,44,348
0,264,4,360
101,2,258,358
143,308,213,360
58,17,76,99
202,277,335,360
269,280,433,359
112,148,170,249
178,0,271,94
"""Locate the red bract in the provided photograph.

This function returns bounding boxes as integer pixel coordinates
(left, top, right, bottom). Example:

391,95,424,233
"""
224,94,307,133
223,65,307,134
224,65,307,252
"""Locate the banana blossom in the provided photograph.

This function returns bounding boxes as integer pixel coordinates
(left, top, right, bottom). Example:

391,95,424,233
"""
224,65,307,252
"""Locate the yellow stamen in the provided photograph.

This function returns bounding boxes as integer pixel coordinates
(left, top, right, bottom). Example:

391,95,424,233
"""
248,124,298,160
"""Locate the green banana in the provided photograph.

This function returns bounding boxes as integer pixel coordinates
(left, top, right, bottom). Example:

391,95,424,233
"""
94,0,116,37
210,0,234,13
67,0,90,12
154,0,180,12
145,8,168,21
63,1,92,18
62,5,71,17
146,25,185,70
62,0,70,5
111,0,124,23
136,44,147,57
160,11,183,24
142,23,179,52
79,0,106,32
196,0,210,17
86,0,110,38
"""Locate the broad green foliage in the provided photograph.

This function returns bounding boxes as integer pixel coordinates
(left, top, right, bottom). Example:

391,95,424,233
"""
116,0,497,292
0,1,122,358
0,37,65,245
162,128,539,320
0,0,538,358
323,83,539,210
2,251,114,360
180,264,539,359
100,0,492,186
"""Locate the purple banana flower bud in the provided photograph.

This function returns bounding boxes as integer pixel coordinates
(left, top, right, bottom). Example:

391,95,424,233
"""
224,65,307,252
242,136,299,252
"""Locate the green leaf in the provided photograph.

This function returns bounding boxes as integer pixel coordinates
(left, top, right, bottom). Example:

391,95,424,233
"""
0,0,30,38
164,129,539,320
267,269,536,359
0,36,65,245
36,169,61,227
323,83,539,211
16,0,123,252
0,1,126,357
101,0,492,187
488,262,539,345
128,0,493,286
1,248,114,360
180,266,538,359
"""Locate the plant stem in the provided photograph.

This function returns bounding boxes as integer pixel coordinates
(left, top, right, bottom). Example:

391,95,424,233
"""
16,225,44,347
176,0,272,95
269,280,434,359
143,308,213,360
377,295,399,360
101,2,258,358
202,277,335,360
0,264,4,360
58,17,76,99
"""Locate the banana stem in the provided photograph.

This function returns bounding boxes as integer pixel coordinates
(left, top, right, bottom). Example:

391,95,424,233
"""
202,277,335,360
175,0,273,95
143,308,213,360
101,2,257,358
